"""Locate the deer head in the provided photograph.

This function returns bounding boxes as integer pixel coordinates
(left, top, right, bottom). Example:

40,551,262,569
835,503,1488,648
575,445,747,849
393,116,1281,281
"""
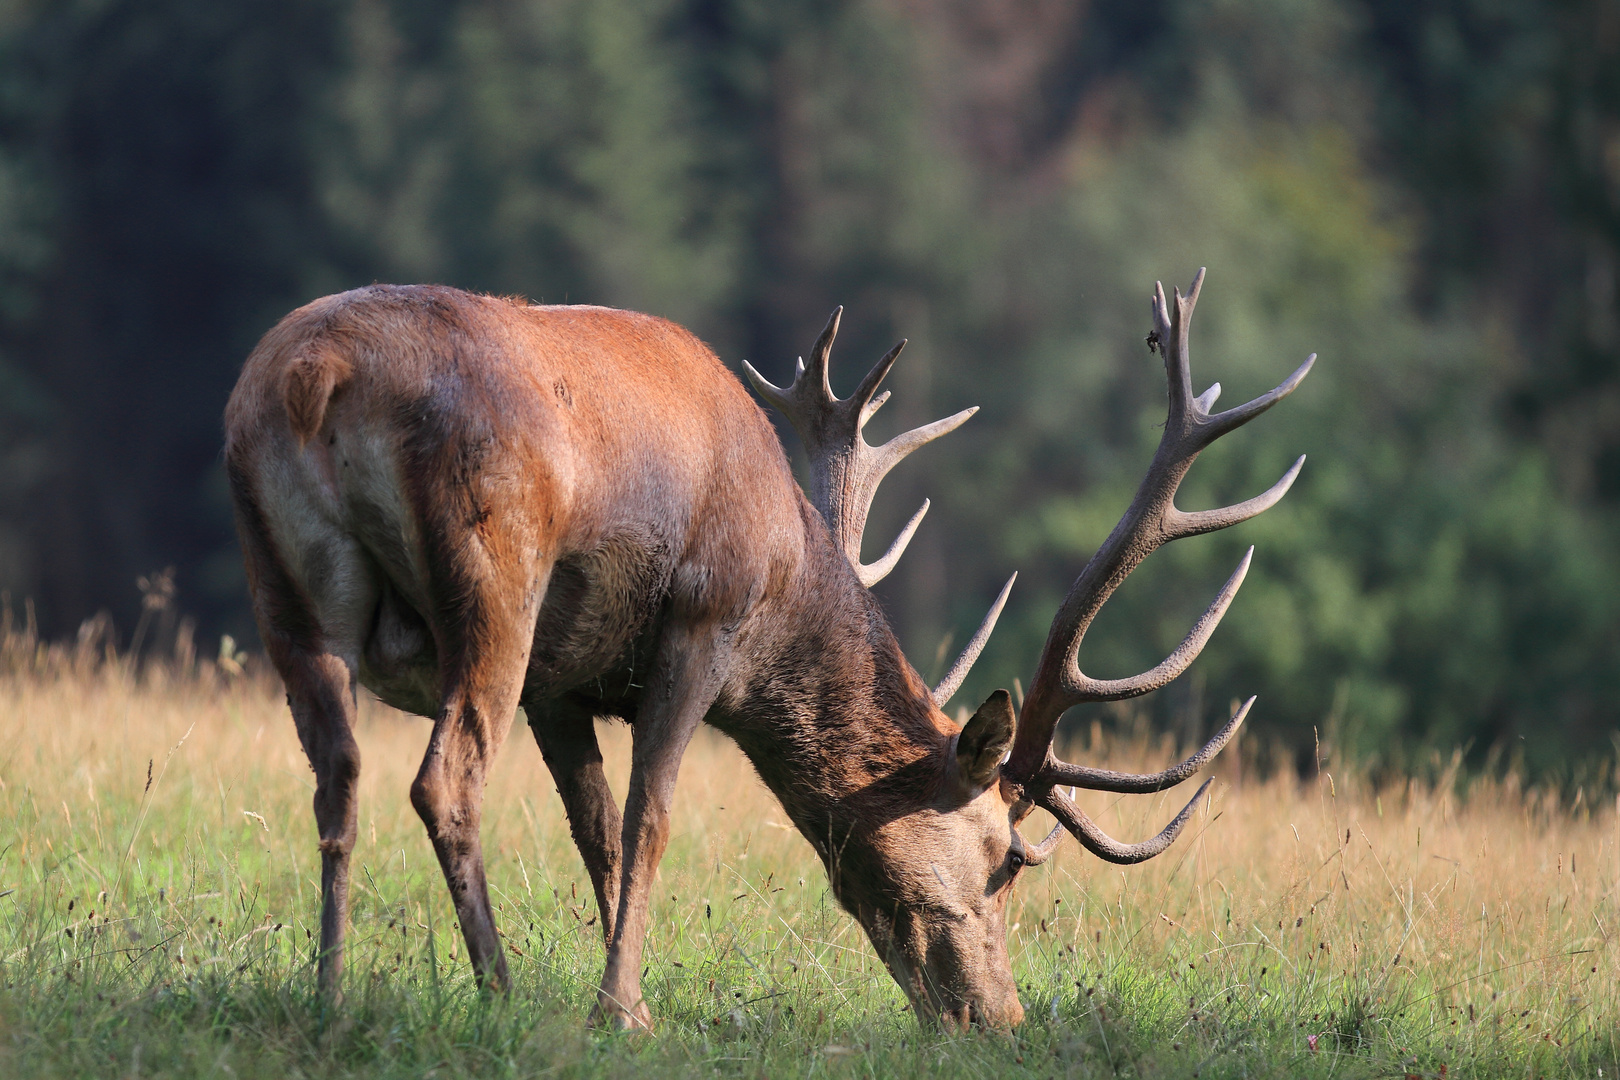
745,270,1313,1027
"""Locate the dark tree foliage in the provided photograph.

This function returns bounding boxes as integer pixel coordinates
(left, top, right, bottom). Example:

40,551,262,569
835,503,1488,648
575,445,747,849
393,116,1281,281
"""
0,0,1615,779
0,0,339,629
1358,0,1620,498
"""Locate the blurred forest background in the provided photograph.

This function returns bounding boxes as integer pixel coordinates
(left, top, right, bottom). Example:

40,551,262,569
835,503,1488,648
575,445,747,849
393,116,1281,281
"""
0,0,1616,781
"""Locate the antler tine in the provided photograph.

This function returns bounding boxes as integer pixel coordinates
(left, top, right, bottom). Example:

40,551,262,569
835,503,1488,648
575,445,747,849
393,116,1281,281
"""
932,573,1017,707
1040,779,1213,865
743,310,978,588
1005,268,1311,796
1202,354,1316,445
808,306,842,400
1016,814,1065,867
743,359,794,416
1166,457,1305,539
1043,697,1254,793
1063,546,1251,703
853,338,905,414
859,498,932,587
1154,269,1202,424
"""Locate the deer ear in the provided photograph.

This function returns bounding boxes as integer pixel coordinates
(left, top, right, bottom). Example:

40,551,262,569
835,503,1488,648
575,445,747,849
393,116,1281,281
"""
956,689,1016,789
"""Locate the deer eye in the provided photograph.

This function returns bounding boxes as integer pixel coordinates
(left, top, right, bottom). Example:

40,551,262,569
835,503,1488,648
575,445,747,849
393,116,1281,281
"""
1007,849,1025,874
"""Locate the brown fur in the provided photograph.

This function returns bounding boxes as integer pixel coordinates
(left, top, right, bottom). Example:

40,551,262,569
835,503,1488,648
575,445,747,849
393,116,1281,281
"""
225,285,1031,1030
282,340,354,446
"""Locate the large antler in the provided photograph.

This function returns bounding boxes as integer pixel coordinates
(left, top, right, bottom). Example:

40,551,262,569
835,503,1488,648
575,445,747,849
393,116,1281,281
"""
743,309,1013,701
1005,269,1313,866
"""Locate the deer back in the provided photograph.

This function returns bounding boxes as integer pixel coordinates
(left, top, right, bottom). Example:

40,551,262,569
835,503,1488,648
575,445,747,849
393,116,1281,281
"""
224,285,819,708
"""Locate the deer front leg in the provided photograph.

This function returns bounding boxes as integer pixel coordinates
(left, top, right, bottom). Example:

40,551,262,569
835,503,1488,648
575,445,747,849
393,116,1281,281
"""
526,696,623,944
591,624,730,1031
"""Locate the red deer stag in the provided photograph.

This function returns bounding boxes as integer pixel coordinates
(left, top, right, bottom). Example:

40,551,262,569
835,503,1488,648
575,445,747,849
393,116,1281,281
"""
224,268,1311,1030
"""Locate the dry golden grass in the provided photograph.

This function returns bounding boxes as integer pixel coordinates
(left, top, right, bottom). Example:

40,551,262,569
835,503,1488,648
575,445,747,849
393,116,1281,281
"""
1,632,1616,1077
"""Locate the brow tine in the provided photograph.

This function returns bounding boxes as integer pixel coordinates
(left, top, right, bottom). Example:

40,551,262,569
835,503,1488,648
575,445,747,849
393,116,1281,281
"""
1040,780,1212,865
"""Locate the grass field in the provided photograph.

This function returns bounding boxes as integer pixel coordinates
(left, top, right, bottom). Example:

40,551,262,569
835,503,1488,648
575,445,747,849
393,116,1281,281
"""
2,627,1617,1078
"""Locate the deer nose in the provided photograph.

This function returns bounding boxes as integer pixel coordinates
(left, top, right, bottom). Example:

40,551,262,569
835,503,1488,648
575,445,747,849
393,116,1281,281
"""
939,996,1023,1031
972,994,1025,1030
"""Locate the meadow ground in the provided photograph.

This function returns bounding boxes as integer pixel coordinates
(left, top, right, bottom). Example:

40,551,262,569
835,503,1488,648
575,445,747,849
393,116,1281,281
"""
1,629,1617,1078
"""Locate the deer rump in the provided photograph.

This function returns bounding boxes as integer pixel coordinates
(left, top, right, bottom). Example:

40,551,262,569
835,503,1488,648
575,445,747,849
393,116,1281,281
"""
225,274,1311,1031
228,285,804,723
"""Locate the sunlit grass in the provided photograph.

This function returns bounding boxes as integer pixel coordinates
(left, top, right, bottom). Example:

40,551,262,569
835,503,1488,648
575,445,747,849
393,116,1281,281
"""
1,628,1617,1077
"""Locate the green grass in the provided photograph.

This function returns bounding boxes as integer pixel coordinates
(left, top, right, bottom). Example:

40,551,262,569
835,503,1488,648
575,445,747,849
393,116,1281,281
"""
1,645,1617,1077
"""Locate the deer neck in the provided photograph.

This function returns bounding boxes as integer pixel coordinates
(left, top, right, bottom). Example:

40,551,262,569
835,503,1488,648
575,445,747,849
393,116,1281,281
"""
718,535,951,842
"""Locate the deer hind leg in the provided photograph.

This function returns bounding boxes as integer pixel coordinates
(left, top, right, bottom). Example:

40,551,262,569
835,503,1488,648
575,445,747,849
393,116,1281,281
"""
408,569,542,991
233,494,368,1000
592,620,732,1031
525,696,623,944
283,650,362,998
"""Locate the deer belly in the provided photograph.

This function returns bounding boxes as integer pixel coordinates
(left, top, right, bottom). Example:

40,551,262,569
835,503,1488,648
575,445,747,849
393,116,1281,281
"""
358,581,441,718
524,535,668,695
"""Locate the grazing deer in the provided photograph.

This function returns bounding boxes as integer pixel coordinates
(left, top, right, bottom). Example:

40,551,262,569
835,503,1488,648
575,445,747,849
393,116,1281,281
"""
224,269,1311,1030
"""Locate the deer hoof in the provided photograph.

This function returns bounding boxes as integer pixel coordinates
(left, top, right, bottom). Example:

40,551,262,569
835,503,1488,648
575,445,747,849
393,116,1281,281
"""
588,997,654,1033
